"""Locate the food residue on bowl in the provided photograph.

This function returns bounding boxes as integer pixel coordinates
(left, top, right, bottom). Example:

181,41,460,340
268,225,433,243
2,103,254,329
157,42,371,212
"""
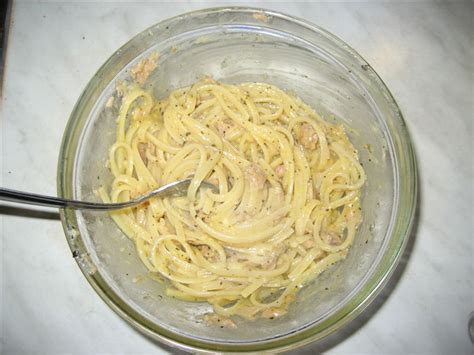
130,51,159,86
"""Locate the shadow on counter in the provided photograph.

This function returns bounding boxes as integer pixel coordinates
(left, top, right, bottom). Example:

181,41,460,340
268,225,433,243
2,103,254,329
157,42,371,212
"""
0,205,60,220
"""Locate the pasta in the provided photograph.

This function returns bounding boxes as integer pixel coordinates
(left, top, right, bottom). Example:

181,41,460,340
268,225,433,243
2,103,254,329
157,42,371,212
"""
98,78,365,320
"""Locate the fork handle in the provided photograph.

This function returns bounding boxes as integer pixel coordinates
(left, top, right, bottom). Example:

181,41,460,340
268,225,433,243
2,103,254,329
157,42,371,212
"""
0,188,124,210
0,178,209,211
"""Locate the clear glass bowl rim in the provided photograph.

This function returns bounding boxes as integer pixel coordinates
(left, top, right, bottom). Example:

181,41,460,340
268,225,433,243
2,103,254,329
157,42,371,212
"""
57,6,418,353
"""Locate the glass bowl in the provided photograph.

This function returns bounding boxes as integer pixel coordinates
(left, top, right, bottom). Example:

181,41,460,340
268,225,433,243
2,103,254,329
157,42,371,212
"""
57,7,417,352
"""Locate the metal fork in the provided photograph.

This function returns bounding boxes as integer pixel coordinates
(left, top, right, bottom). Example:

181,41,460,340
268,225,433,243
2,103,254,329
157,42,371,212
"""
0,179,216,211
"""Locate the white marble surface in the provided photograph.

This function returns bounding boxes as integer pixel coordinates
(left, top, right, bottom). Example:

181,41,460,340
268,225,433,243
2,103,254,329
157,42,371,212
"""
1,1,473,354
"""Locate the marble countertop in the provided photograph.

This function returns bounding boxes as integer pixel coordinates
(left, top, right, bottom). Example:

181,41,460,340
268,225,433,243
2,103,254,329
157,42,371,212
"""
1,1,472,353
